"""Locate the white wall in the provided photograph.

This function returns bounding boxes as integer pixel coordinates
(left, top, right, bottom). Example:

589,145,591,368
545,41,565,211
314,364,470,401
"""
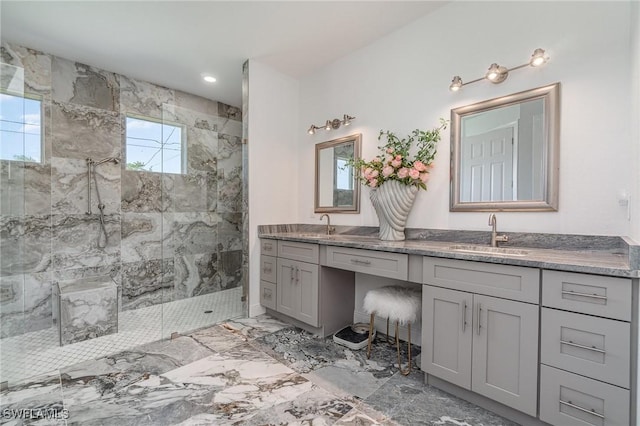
247,60,300,316
631,0,640,242
300,1,634,237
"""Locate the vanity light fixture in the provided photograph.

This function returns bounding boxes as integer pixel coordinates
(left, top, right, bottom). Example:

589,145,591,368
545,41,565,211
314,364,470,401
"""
449,48,549,92
308,114,356,135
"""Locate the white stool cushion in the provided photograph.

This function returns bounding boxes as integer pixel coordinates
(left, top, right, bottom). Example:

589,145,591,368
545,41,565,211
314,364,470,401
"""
362,286,421,325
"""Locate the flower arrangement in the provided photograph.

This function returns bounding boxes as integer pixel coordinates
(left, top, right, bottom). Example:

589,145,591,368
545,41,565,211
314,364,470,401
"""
350,119,448,190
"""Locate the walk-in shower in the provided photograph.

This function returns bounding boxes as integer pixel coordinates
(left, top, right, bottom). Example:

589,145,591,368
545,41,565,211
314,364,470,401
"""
86,157,119,248
1,45,246,388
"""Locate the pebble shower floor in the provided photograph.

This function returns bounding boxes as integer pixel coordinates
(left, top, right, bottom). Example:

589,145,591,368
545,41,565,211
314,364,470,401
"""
0,287,243,385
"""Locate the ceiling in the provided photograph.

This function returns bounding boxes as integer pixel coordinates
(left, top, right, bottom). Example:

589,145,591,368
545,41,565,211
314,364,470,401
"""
1,1,447,107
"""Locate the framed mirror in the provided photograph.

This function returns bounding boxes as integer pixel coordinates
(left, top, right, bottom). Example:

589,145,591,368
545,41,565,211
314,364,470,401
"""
315,133,361,213
450,83,560,212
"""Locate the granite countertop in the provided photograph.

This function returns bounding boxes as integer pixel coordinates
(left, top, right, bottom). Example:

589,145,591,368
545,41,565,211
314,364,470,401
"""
258,225,640,278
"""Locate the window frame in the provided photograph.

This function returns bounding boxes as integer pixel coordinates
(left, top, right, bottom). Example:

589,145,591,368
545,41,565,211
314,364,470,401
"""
124,113,187,174
0,89,44,164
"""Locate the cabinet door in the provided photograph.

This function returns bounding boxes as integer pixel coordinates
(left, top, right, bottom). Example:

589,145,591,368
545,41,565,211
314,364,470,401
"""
296,261,319,327
472,295,539,416
422,286,473,389
276,258,297,319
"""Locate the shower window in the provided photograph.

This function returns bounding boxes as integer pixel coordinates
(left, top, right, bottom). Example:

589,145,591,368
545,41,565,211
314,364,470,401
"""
0,92,42,163
125,115,185,174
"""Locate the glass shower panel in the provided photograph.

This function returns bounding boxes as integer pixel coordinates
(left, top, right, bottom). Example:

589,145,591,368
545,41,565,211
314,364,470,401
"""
160,100,243,338
0,55,52,386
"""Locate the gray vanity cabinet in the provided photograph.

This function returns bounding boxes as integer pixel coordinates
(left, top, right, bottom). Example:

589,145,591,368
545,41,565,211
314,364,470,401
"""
276,257,319,326
422,285,539,416
539,271,633,426
260,239,354,335
422,258,540,417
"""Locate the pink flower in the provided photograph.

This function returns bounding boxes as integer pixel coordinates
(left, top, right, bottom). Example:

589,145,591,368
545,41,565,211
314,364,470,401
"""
372,157,381,163
363,167,373,178
369,169,379,178
420,172,430,183
409,168,420,180
382,165,394,177
385,154,393,163
386,148,394,154
397,167,409,179
369,178,378,187
395,155,402,160
391,159,402,168
413,160,427,172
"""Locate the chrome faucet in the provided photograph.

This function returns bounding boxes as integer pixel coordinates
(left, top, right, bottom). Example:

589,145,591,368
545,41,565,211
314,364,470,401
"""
319,214,335,235
488,213,509,247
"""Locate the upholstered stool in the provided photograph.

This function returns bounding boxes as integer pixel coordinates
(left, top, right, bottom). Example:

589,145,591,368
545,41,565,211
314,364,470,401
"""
363,286,421,375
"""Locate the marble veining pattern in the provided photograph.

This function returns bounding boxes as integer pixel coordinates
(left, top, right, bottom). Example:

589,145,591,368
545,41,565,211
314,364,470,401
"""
0,314,515,425
218,212,242,252
51,56,119,112
173,252,220,300
0,288,243,386
120,259,174,310
51,157,121,215
259,225,639,277
0,272,53,338
120,212,172,262
186,127,218,173
0,214,52,276
51,101,121,160
0,161,52,216
0,43,52,95
51,214,121,271
57,277,118,345
119,75,174,119
121,169,171,213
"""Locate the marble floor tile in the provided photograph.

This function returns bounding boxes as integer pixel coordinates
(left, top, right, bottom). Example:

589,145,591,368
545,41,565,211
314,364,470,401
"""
2,314,516,426
252,327,419,378
0,371,67,425
220,313,292,341
188,324,247,353
363,369,518,426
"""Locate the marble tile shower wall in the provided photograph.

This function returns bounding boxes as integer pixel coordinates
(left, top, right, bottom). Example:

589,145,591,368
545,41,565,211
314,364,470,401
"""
0,43,244,339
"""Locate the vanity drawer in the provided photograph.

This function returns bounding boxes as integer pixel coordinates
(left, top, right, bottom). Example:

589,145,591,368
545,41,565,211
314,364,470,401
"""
423,257,539,303
325,246,408,280
260,255,277,283
260,239,277,256
260,280,277,310
541,308,630,388
277,240,319,264
542,271,631,321
540,364,629,426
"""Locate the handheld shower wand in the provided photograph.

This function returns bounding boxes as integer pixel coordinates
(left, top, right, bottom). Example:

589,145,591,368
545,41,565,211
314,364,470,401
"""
86,157,120,248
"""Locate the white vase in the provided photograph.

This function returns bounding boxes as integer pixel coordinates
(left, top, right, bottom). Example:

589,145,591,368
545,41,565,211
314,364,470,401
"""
370,180,418,241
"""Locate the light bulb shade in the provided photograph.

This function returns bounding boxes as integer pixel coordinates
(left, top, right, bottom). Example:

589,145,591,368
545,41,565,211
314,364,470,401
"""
529,48,547,67
486,63,508,84
449,76,463,91
343,114,352,126
308,125,316,135
325,120,332,131
486,63,500,80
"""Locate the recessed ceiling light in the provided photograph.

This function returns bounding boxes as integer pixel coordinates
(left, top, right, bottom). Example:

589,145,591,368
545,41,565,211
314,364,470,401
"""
202,74,216,83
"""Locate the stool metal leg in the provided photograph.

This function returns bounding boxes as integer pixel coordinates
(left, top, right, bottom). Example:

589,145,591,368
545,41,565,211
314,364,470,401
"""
367,313,375,359
396,321,412,376
386,317,391,344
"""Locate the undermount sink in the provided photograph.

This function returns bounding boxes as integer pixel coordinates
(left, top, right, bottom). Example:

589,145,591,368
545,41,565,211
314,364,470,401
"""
448,244,529,257
283,233,376,241
288,232,326,238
